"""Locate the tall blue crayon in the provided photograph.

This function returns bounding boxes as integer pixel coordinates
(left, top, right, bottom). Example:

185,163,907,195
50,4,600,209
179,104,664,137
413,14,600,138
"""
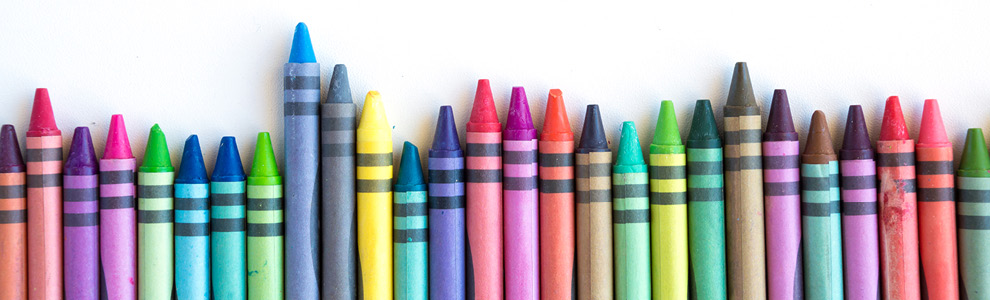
174,135,211,299
320,64,357,299
429,106,467,299
212,137,247,299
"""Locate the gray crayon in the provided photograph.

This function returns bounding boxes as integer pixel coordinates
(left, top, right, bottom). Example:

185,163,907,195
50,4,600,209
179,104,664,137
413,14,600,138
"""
321,64,358,299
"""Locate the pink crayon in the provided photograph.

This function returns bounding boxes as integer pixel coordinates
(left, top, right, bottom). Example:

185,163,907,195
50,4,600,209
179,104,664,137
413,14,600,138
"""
465,79,504,300
503,86,539,300
762,90,803,300
26,88,63,299
100,114,137,300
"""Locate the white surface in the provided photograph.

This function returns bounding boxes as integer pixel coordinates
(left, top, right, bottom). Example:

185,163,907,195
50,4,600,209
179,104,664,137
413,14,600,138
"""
2,2,989,170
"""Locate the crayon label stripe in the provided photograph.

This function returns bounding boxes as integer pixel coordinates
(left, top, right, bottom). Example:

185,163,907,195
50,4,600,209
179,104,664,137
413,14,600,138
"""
504,150,537,164
321,117,356,131
916,161,953,175
284,102,319,116
357,179,391,193
613,209,650,223
724,129,762,144
211,193,245,206
100,170,134,184
247,223,284,237
841,175,876,190
322,143,356,157
687,188,723,201
211,218,246,232
649,166,686,179
138,185,172,198
651,192,687,205
764,182,800,196
876,152,916,167
958,190,990,202
466,169,501,183
883,179,917,193
25,148,62,162
801,177,831,191
724,156,762,171
466,143,501,157
0,185,26,198
576,190,611,203
504,176,537,190
613,184,649,198
538,153,573,167
394,202,427,217
63,188,98,201
100,196,135,209
64,212,99,227
175,223,210,236
27,174,61,188
687,161,723,175
918,188,954,202
394,228,427,243
137,210,173,223
429,196,465,209
842,202,877,215
428,169,464,183
175,198,209,210
0,209,26,223
801,201,841,217
283,76,320,90
247,198,283,210
357,153,393,166
575,163,611,178
958,215,990,230
539,179,574,193
763,155,800,169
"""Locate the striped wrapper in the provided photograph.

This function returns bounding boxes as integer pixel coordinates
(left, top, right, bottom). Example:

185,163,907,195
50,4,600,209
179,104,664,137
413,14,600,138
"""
429,149,466,299
957,176,990,298
26,135,63,298
174,181,210,299
612,169,652,299
0,167,26,299
649,149,687,299
503,138,539,300
465,130,503,299
839,158,880,299
393,188,428,300
723,111,766,299
99,158,137,300
538,139,575,299
876,139,920,300
212,181,247,299
762,139,802,300
64,172,100,299
356,133,393,299
800,161,844,299
575,150,612,300
319,101,357,299
685,144,726,299
916,145,958,298
246,180,284,299
137,171,174,299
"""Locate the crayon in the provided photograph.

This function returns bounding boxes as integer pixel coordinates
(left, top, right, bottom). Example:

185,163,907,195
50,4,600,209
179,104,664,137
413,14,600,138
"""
246,132,284,299
26,88,63,299
877,96,920,300
320,64,358,299
761,90,802,300
64,127,100,300
284,22,320,299
916,99,959,299
356,91,394,299
174,135,210,299
957,128,990,299
575,104,612,300
430,106,467,299
613,121,652,300
212,137,248,299
539,90,575,299
137,124,175,299
503,86,539,300
394,142,428,300
800,111,843,300
839,105,880,299
648,100,687,299
100,114,137,300
465,79,503,300
0,125,26,299
685,100,727,299
722,62,766,299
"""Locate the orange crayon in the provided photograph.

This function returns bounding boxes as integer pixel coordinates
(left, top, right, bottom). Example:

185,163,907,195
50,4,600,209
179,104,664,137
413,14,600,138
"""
0,125,27,299
539,89,576,299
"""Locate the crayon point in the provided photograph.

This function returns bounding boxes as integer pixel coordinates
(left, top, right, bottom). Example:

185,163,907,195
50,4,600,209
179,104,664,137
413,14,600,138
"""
652,100,681,146
727,62,757,107
104,114,134,159
918,99,950,146
175,135,208,183
803,110,835,156
289,22,316,63
506,87,535,131
431,106,461,151
326,64,353,103
141,124,172,169
0,125,24,172
879,96,910,141
841,105,871,151
28,88,59,135
358,91,389,130
764,89,798,141
395,141,425,191
540,89,573,141
65,127,98,174
212,136,245,182
577,105,608,150
687,100,719,142
616,121,645,166
467,79,500,129
959,128,990,174
250,132,279,178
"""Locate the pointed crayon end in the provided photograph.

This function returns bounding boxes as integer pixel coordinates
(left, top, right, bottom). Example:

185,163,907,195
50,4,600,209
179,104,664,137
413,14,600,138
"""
467,79,500,131
176,135,208,183
103,114,134,159
28,88,59,135
841,105,871,151
431,106,461,151
65,127,98,174
918,99,949,146
577,105,608,150
212,136,245,182
358,91,389,130
688,100,719,142
960,128,990,173
327,64,353,103
506,86,534,131
288,22,316,63
616,121,645,166
0,125,24,172
804,111,835,156
250,132,279,177
652,100,681,145
765,89,796,135
142,124,172,169
540,89,573,141
727,62,756,107
396,141,425,189
879,96,909,141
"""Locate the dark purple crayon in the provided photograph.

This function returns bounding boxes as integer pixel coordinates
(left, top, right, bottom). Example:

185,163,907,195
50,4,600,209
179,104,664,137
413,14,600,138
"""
428,105,466,299
761,90,802,300
839,105,880,299
64,127,100,299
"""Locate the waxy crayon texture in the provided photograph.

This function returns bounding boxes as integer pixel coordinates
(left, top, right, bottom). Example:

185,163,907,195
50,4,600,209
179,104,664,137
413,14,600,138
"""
27,134,63,298
839,158,880,299
763,139,802,300
137,171,174,299
465,128,503,298
538,116,575,298
0,125,26,300
212,181,247,298
800,161,843,299
174,178,210,299
614,122,652,300
430,128,467,298
877,139,920,300
320,64,357,299
393,176,428,299
503,137,539,299
916,138,958,297
356,92,394,300
64,128,100,300
685,100,726,300
648,128,687,297
575,150,612,300
247,132,284,300
99,149,137,299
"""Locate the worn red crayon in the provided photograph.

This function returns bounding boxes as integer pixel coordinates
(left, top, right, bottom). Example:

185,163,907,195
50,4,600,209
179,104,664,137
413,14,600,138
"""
26,88,63,299
877,96,920,300
539,89,575,299
915,99,958,299
0,125,27,299
64,127,100,299
465,79,503,300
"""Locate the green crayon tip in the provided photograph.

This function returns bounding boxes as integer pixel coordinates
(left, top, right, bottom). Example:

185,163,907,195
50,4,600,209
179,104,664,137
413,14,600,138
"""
395,141,426,192
615,121,646,173
140,124,173,172
687,100,720,146
652,100,682,146
959,128,990,178
250,132,279,177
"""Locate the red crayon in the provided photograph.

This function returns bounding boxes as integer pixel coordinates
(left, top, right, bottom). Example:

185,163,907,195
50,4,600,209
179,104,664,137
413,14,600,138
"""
538,89,575,299
877,96,920,300
26,88,63,299
465,79,504,299
915,99,958,299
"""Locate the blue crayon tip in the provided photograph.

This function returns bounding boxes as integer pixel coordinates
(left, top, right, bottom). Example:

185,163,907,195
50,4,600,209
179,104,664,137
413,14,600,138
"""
395,141,426,192
431,106,461,151
175,135,208,184
65,127,98,175
212,136,245,182
288,22,317,63
326,64,352,103
577,104,608,151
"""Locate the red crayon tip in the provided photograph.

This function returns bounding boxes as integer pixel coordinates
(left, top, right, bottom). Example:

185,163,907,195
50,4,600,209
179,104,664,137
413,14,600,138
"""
879,96,910,141
467,79,501,132
103,114,134,159
540,89,573,141
27,88,60,137
917,99,950,147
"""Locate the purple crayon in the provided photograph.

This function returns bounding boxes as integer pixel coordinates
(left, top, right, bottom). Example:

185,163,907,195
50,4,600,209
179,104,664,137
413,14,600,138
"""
839,105,880,299
762,90,803,300
100,114,137,300
504,87,539,300
428,106,466,299
64,127,100,299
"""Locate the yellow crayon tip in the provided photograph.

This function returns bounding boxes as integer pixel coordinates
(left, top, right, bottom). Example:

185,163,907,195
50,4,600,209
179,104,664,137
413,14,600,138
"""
359,91,389,130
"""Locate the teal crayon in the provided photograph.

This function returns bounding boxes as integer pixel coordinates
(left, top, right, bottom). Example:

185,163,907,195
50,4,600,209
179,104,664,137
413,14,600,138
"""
394,142,429,300
613,121,652,300
212,137,247,299
174,135,211,299
685,100,727,299
800,111,843,299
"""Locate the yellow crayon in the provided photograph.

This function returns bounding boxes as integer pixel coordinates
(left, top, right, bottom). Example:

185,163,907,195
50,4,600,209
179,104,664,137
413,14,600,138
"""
356,91,394,299
649,101,689,299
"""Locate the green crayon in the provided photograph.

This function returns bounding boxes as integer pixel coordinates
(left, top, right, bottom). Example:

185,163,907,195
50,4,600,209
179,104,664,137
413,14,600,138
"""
613,121,652,300
247,132,284,299
685,100,727,299
958,128,990,299
138,124,175,299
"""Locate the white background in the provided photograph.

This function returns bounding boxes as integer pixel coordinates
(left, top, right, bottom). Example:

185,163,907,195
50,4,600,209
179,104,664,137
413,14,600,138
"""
2,2,990,171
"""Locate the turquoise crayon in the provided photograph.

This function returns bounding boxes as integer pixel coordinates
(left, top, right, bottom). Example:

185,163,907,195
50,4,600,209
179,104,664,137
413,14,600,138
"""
174,135,211,299
212,137,247,299
394,142,429,300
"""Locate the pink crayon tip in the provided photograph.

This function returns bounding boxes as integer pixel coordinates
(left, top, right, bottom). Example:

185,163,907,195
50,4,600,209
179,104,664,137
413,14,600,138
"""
917,99,950,147
27,88,60,137
540,89,573,141
879,96,910,141
103,114,134,159
467,79,501,132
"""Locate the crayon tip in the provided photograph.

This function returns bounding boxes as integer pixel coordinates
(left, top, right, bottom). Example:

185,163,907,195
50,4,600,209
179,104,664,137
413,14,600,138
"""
803,111,835,156
0,125,25,173
726,62,757,107
141,124,172,169
687,100,719,142
960,128,990,175
175,135,208,184
467,79,501,132
879,96,910,141
577,105,608,151
103,114,134,159
249,132,279,178
506,86,535,131
431,106,461,151
212,136,245,182
288,22,316,63
395,141,426,192
651,100,682,146
326,64,353,103
918,99,950,147
65,127,98,175
358,91,389,130
28,88,60,136
615,121,645,166
540,89,573,141
764,89,798,141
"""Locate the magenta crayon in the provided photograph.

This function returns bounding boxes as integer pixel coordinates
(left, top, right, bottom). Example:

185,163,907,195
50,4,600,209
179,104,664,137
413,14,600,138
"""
762,90,802,300
64,127,100,299
839,105,880,299
100,114,137,299
465,79,503,299
0,124,27,299
26,88,63,299
504,86,539,300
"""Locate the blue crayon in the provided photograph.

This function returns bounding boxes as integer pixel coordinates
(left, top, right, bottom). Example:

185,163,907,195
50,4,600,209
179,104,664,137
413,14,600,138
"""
428,106,466,299
212,137,247,299
174,135,211,299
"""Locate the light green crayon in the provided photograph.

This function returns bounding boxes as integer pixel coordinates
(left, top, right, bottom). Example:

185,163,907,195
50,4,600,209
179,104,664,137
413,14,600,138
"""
138,124,175,300
247,132,284,299
613,121,652,300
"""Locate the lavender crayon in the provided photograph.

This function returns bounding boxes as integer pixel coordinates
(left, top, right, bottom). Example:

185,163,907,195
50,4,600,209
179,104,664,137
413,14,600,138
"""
762,90,802,300
64,127,100,299
100,115,137,300
839,105,880,299
429,106,466,299
503,87,539,300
